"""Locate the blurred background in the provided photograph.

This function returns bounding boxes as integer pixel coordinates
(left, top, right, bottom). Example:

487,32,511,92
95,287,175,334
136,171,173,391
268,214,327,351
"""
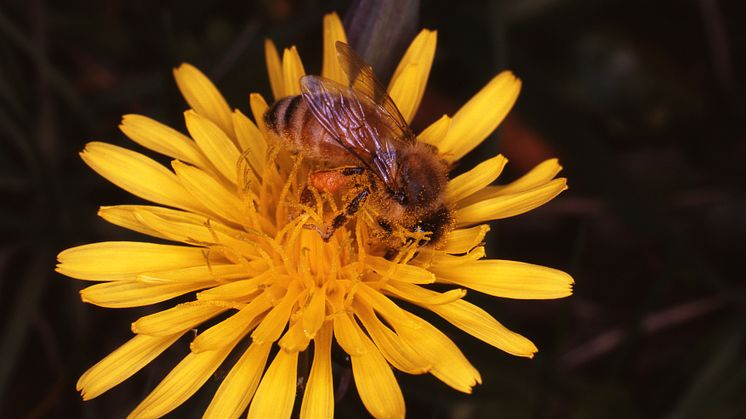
1,0,744,417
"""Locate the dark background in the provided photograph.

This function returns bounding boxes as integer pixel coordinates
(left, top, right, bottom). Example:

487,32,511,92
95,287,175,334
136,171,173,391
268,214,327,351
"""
1,0,745,417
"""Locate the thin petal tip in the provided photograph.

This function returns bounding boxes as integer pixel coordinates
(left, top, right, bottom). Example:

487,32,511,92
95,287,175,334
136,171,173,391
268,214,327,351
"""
96,206,111,217
170,159,186,171
183,108,198,119
173,62,194,74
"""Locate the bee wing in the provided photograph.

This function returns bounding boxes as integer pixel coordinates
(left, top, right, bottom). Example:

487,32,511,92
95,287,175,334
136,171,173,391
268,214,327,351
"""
335,42,415,142
300,75,403,189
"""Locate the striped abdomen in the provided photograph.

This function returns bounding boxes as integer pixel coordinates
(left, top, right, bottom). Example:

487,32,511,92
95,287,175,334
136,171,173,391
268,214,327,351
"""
264,95,351,163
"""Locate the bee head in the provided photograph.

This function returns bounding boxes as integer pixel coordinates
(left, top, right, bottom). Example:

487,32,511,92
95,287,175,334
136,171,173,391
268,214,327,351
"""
410,205,453,246
396,143,448,209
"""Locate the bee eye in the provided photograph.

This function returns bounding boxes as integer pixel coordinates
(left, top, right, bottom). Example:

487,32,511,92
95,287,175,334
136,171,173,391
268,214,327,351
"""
393,191,408,205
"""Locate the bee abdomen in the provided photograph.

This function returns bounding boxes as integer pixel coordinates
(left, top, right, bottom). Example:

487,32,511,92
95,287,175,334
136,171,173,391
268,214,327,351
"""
265,95,349,162
265,95,307,140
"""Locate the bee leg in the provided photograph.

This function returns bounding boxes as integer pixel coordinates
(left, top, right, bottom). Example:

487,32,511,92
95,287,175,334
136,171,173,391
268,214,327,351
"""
301,166,370,241
308,167,365,193
299,186,316,206
304,187,370,241
300,166,365,208
377,218,394,236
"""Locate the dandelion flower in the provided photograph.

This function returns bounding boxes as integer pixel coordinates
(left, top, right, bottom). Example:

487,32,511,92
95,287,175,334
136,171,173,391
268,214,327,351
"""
58,12,574,419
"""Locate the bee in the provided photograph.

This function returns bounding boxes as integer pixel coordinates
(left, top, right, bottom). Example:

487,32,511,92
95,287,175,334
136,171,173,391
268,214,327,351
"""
264,42,452,249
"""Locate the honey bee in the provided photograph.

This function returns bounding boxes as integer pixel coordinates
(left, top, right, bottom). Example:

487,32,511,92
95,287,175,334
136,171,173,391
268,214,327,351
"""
264,42,452,249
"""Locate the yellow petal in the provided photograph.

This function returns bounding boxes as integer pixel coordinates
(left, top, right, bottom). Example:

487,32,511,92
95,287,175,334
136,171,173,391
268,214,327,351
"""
431,259,574,299
282,46,305,97
441,225,490,254
77,333,184,401
355,284,420,332
119,114,208,168
251,286,300,344
129,207,257,257
232,109,267,173
247,349,299,419
80,142,206,214
356,303,431,374
128,345,234,419
390,30,437,91
383,281,466,306
98,205,171,240
366,255,435,284
427,246,486,268
191,295,272,352
184,110,241,185
173,63,234,137
455,178,568,226
172,160,245,225
459,158,564,206
56,241,208,281
332,312,367,356
264,39,284,101
430,298,538,357
132,302,228,336
80,280,213,308
445,155,507,203
300,324,334,419
398,312,481,393
302,286,327,339
321,12,348,84
438,71,521,162
196,271,271,301
278,320,311,352
137,264,251,284
250,93,270,133
99,205,244,244
495,158,563,195
388,29,437,123
351,333,405,419
203,342,272,419
417,114,451,148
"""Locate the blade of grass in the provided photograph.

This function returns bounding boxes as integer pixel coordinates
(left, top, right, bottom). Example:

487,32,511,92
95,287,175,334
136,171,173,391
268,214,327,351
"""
0,9,93,129
343,0,420,81
665,320,745,419
0,247,51,406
